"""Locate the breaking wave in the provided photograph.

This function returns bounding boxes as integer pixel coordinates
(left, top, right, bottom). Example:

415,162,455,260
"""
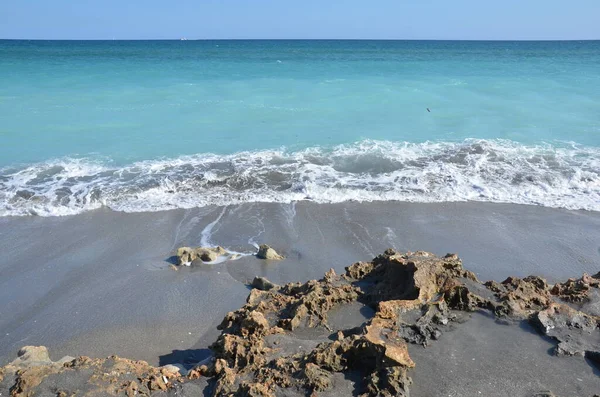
1,139,599,216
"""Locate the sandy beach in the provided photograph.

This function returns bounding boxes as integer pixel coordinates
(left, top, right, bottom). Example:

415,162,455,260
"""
1,201,599,396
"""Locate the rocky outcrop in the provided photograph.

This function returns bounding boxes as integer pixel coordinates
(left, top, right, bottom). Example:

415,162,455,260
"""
3,249,599,397
550,272,600,303
176,246,227,265
533,303,600,358
0,350,181,397
9,346,53,367
256,244,284,260
201,250,500,396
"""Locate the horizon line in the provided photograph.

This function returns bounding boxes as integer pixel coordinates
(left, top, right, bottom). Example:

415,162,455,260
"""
1,38,599,42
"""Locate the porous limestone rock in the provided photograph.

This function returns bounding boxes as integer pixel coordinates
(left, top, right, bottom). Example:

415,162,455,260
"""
176,246,227,265
10,346,52,367
251,276,278,291
4,249,600,397
256,244,284,260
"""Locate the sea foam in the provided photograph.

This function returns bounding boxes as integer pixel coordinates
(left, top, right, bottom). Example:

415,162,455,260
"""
1,139,598,216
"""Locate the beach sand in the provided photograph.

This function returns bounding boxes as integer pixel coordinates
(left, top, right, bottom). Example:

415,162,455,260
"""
1,202,599,395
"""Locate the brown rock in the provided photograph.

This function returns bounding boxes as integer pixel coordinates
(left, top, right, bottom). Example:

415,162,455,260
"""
10,346,51,367
10,365,58,397
485,276,551,318
256,244,284,260
364,317,415,368
251,276,278,291
551,272,600,303
176,246,227,265
4,249,599,397
160,364,181,376
304,363,333,391
176,246,196,266
125,380,139,397
196,246,227,262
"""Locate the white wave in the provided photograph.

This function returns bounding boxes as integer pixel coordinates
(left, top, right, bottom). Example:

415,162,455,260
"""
1,139,599,216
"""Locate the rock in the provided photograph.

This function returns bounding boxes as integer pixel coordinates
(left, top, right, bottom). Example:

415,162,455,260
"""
484,276,552,318
349,249,479,305
196,246,227,262
4,249,600,397
256,244,284,260
532,302,599,358
251,276,278,291
363,317,415,368
160,364,181,376
236,382,275,397
10,346,52,366
176,247,196,266
304,363,333,391
176,246,227,265
2,349,180,397
551,272,600,303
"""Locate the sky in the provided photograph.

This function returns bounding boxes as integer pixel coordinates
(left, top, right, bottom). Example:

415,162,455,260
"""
1,0,599,40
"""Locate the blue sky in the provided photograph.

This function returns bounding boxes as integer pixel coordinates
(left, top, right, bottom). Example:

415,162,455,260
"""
1,0,599,40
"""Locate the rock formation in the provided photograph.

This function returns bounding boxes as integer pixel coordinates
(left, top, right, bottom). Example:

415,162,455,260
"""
250,276,279,291
2,249,599,397
0,349,181,397
176,246,228,265
256,244,284,260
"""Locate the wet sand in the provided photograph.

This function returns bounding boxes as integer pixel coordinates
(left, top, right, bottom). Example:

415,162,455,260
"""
0,201,599,395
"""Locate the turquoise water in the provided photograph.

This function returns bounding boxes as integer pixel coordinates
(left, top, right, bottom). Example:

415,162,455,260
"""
1,40,599,215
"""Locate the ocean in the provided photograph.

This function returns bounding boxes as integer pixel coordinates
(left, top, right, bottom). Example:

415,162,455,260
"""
0,40,599,216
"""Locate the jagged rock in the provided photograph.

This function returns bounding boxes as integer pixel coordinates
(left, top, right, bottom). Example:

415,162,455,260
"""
0,351,181,397
303,363,333,391
363,317,415,367
10,346,52,367
160,364,181,376
177,246,196,266
484,276,551,318
394,300,452,346
256,245,284,260
347,249,479,305
237,382,275,397
551,272,600,303
4,249,600,397
197,246,227,262
176,246,227,265
532,302,599,358
251,276,278,291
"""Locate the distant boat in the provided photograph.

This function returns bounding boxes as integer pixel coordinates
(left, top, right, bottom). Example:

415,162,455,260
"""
180,37,188,41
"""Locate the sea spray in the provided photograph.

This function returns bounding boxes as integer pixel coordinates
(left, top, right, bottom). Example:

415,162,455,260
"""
1,139,599,216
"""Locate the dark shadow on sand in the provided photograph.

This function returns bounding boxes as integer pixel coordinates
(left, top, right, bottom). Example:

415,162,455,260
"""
359,304,375,319
159,348,212,370
342,369,368,397
517,319,558,357
584,353,600,376
164,255,178,265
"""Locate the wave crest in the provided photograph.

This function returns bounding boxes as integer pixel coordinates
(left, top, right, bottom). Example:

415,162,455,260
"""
1,139,599,216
